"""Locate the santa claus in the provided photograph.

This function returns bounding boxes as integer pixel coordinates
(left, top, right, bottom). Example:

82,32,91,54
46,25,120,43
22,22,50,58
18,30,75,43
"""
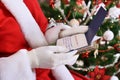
0,0,89,80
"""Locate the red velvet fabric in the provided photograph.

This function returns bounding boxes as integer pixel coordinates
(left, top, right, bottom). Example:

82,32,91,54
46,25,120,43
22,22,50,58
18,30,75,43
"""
0,0,48,56
36,69,89,80
0,0,89,80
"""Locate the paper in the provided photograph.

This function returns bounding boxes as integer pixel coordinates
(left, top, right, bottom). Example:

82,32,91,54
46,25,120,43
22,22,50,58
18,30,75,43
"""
57,34,88,50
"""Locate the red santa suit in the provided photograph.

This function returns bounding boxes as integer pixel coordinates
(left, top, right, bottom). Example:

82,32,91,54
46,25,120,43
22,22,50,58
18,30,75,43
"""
0,0,89,80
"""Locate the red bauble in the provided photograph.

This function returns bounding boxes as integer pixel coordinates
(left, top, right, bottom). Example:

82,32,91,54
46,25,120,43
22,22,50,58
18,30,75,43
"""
82,51,90,58
117,4,120,8
49,0,55,8
104,1,112,7
76,0,83,6
62,0,70,4
116,1,120,8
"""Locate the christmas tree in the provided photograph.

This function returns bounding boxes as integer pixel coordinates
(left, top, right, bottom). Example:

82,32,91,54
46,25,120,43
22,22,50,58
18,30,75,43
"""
40,0,120,79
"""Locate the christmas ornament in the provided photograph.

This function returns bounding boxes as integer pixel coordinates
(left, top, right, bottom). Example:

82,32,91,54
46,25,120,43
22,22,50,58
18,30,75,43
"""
116,0,120,8
110,75,119,80
54,0,61,9
103,29,114,41
101,56,108,62
108,6,120,19
62,0,70,5
69,19,79,27
82,51,90,58
76,0,83,6
88,66,111,80
104,0,112,7
49,0,55,8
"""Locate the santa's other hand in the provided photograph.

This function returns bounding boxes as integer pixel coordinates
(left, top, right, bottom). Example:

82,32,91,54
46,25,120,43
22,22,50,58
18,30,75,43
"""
45,23,71,44
60,25,88,38
27,46,78,69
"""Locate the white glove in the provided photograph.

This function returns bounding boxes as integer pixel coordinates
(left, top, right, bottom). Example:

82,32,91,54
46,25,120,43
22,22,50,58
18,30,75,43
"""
45,23,71,44
108,6,120,19
60,25,88,38
28,46,79,69
45,23,88,44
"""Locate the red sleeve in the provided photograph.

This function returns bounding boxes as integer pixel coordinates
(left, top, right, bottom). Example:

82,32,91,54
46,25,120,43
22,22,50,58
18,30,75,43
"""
24,0,48,33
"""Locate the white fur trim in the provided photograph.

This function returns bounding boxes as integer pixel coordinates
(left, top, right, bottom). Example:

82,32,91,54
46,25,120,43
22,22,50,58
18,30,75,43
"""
1,0,48,48
0,49,35,80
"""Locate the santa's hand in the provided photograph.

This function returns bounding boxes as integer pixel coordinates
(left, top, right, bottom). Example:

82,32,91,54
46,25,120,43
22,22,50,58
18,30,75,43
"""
28,46,79,69
45,23,88,44
108,6,120,19
45,23,71,44
60,25,88,38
